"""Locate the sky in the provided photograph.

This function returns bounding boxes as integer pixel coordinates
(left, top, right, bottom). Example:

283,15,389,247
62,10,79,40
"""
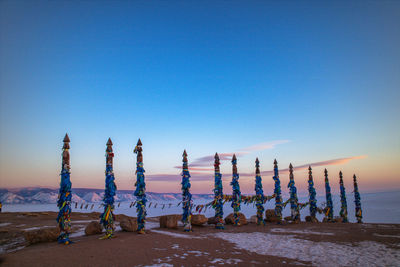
0,1,399,195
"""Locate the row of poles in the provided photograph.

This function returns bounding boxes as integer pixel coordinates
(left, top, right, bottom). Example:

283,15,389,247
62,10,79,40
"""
56,134,363,243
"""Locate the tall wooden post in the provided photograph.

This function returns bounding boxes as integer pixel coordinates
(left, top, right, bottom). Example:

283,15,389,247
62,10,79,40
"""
230,154,241,226
273,159,283,222
308,166,318,220
181,150,192,231
339,171,348,222
255,158,265,225
100,138,117,239
57,133,72,244
213,153,224,229
288,163,300,222
353,174,363,223
134,139,147,234
324,169,334,222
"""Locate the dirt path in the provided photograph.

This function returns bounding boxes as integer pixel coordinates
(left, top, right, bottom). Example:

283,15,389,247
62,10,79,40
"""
1,212,400,266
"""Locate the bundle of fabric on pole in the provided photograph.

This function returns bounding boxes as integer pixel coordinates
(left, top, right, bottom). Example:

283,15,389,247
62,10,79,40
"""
230,154,241,226
308,166,318,221
254,158,265,225
134,139,147,234
100,138,116,239
324,169,334,222
273,159,283,223
339,171,348,223
57,134,72,245
213,153,224,229
288,163,300,222
353,174,363,223
181,150,193,232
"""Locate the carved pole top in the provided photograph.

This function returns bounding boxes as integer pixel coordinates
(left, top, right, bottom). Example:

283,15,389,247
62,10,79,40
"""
289,163,293,170
231,154,237,175
106,138,113,146
308,165,312,171
63,133,70,150
255,158,260,175
134,138,143,164
182,150,188,163
106,138,114,166
62,133,70,170
232,154,237,163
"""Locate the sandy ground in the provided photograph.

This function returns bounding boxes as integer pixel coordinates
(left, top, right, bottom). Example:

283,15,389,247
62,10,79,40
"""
1,212,400,266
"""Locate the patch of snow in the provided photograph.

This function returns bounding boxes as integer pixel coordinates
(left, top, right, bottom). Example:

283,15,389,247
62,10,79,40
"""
270,228,334,236
209,258,243,264
0,223,11,227
187,250,210,256
373,233,400,238
24,226,53,231
144,264,173,267
150,230,203,239
171,244,179,249
214,232,400,267
146,221,159,230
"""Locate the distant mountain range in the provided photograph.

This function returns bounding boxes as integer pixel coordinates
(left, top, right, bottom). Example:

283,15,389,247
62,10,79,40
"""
0,188,213,204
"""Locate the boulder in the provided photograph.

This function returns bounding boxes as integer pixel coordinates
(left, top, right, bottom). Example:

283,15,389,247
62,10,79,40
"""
207,216,217,225
305,216,319,223
224,213,248,225
250,215,258,224
265,209,281,223
334,217,343,223
160,214,179,229
120,218,138,232
191,214,207,226
85,221,103,235
24,227,60,245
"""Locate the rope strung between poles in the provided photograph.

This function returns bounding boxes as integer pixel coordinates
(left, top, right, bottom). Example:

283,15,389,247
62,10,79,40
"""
57,134,72,245
99,138,116,239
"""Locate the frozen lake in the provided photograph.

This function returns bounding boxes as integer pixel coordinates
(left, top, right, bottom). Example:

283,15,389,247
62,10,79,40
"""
3,191,399,224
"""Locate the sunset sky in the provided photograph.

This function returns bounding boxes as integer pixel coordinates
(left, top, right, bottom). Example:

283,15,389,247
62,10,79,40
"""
0,1,399,195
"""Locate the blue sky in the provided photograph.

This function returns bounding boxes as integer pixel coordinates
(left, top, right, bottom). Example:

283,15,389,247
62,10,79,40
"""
0,1,399,194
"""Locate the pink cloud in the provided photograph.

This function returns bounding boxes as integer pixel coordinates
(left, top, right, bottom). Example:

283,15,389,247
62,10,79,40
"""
173,140,289,171
148,155,367,182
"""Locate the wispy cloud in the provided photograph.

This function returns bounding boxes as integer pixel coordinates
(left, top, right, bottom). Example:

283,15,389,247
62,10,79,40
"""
148,155,367,182
253,155,368,176
173,140,290,170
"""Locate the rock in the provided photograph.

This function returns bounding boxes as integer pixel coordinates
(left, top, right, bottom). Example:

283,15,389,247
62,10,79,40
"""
334,217,343,223
250,215,258,224
120,218,138,232
160,214,179,229
191,214,207,226
207,216,217,225
224,213,248,225
284,216,292,222
24,227,60,245
322,217,335,223
115,214,131,222
305,216,319,223
85,221,103,235
265,209,281,223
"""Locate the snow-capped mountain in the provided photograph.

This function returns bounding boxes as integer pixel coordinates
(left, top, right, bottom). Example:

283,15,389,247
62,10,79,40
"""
0,188,213,204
